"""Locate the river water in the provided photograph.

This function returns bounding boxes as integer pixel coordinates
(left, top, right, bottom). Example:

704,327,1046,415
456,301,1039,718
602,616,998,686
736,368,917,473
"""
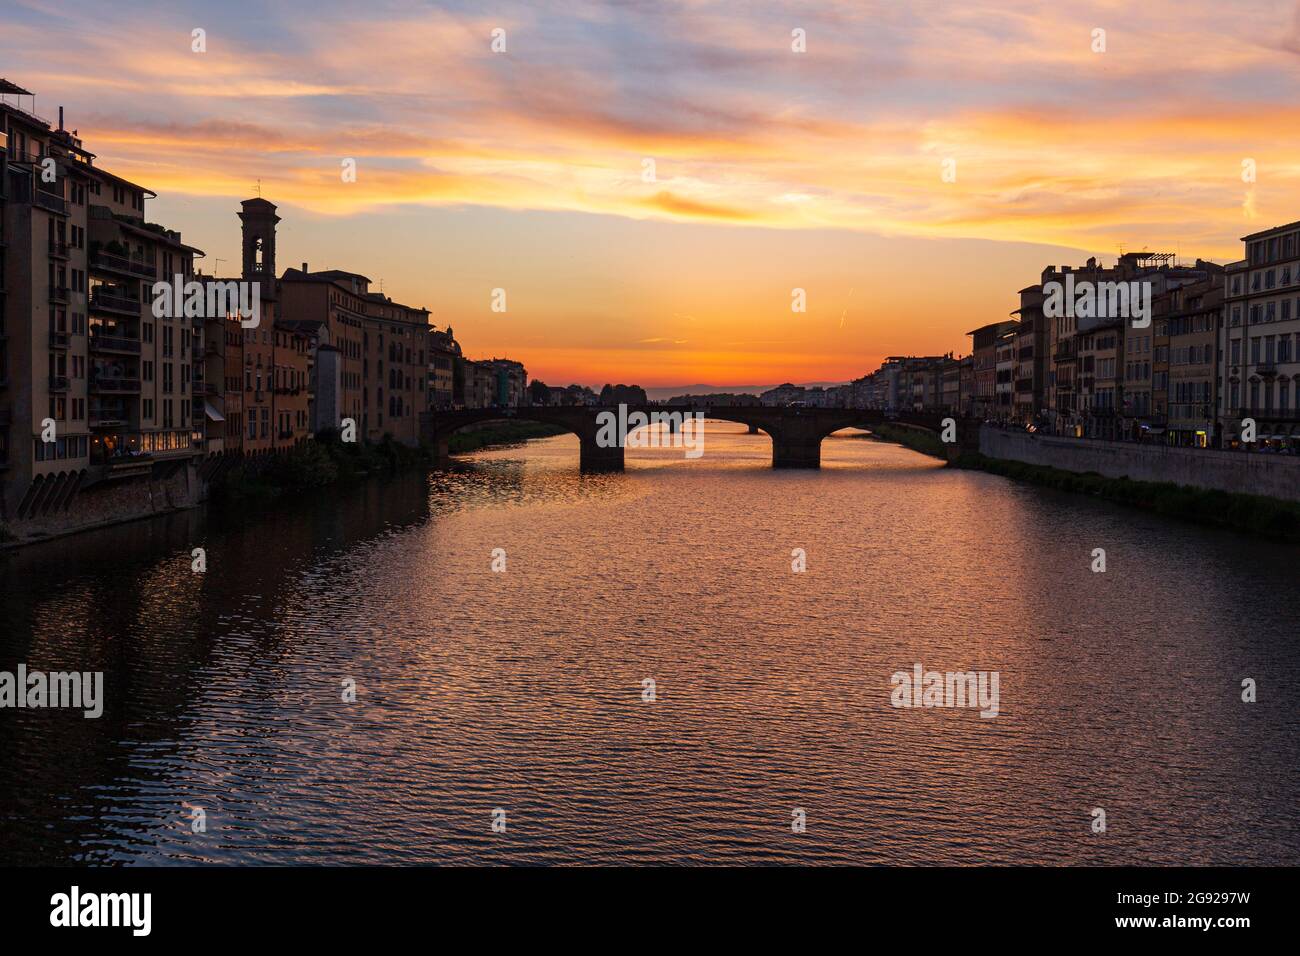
1,424,1297,865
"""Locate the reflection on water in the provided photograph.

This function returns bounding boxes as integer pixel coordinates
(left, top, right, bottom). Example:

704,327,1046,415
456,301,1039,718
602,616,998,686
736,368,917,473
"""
1,424,1297,865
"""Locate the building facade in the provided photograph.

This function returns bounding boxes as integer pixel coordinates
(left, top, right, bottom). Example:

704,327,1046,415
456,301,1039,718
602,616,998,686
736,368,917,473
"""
2,84,204,520
1220,221,1300,449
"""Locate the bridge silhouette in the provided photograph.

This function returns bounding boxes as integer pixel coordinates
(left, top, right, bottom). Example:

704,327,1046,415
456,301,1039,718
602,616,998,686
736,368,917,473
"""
422,404,971,470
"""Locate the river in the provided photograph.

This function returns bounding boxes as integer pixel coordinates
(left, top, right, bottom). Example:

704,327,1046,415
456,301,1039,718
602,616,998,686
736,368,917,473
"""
1,424,1297,864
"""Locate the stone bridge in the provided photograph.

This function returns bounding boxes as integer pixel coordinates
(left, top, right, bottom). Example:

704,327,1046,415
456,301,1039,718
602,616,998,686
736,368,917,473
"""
422,405,973,471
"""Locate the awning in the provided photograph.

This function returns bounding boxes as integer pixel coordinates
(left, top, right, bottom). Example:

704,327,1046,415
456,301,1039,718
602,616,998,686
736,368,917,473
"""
204,400,225,423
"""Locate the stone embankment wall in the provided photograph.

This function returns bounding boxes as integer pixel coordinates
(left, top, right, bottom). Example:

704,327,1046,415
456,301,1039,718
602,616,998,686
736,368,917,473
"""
979,428,1300,503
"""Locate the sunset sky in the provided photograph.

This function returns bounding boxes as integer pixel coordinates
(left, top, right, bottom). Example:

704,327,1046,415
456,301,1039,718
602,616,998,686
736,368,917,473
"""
5,0,1300,386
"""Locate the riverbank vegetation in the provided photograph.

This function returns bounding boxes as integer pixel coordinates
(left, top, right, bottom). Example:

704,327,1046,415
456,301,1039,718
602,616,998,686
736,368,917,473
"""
212,434,430,501
212,422,568,502
446,421,567,453
866,423,949,459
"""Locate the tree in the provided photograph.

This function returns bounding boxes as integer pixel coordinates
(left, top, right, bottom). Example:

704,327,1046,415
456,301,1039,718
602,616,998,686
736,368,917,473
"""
528,379,551,405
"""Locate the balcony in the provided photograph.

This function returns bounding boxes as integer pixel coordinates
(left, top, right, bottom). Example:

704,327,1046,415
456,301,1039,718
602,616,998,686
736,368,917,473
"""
48,238,70,259
48,375,70,392
0,408,11,426
89,332,142,354
1236,408,1300,423
278,429,294,440
89,405,130,429
48,285,69,305
89,289,142,316
1257,362,1278,378
48,330,70,349
90,376,141,394
90,434,154,472
34,190,68,216
90,249,157,281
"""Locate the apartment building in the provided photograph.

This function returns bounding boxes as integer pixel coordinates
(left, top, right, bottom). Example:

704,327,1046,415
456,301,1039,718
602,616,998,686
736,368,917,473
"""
280,265,368,435
966,322,1018,420
1011,286,1047,423
1220,221,1300,448
361,290,429,444
280,261,428,445
1077,318,1123,439
1,83,203,520
1041,253,1211,438
427,326,460,410
994,329,1015,419
939,358,962,414
913,356,958,413
760,383,806,406
1165,274,1223,447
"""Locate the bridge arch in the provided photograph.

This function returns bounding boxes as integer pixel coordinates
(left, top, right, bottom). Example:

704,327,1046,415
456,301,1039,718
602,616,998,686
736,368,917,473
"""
423,407,621,471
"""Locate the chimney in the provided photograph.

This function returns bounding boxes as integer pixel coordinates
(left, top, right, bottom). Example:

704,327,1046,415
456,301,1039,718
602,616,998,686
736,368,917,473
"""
302,262,308,274
58,106,64,131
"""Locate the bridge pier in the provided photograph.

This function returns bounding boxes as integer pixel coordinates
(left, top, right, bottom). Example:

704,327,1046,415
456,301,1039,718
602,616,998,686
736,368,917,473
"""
748,423,759,434
579,436,624,472
772,437,822,468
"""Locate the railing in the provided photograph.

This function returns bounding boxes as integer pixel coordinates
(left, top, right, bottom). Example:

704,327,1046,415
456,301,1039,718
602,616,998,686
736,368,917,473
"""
48,330,70,348
48,239,70,258
88,405,130,426
90,377,141,393
48,285,69,304
48,375,70,391
1257,362,1278,377
1234,409,1300,422
34,191,68,215
90,249,157,280
90,289,142,314
89,333,142,354
278,429,294,439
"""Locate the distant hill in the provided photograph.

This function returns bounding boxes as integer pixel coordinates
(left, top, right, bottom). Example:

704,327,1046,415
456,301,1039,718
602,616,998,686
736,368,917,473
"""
644,382,849,402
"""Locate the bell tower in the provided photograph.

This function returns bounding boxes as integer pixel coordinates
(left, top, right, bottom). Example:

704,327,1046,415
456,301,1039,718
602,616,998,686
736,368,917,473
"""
238,198,280,294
